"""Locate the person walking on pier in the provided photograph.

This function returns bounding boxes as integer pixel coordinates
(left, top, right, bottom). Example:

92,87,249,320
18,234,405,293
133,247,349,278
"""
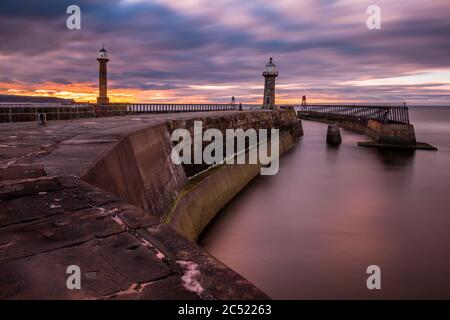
382,107,390,123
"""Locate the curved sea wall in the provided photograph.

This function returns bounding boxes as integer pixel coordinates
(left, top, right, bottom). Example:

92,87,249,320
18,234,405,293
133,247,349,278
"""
166,131,296,241
81,109,301,239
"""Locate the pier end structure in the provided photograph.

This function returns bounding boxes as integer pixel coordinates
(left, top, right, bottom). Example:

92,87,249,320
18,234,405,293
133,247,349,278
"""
295,105,436,150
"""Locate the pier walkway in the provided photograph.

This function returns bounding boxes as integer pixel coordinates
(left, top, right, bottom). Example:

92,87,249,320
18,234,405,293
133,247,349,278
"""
0,112,271,299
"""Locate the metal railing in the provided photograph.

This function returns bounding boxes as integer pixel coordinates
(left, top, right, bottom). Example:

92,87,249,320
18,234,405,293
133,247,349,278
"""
0,103,239,123
127,103,236,113
280,104,410,124
0,103,95,123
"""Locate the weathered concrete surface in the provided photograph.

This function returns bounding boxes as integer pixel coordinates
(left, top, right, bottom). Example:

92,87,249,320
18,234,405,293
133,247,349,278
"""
0,110,298,299
81,123,188,220
81,110,300,220
365,119,416,145
167,132,297,242
0,177,266,299
79,110,300,241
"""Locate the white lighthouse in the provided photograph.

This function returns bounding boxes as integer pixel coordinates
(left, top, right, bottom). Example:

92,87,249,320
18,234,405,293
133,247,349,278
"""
262,57,278,110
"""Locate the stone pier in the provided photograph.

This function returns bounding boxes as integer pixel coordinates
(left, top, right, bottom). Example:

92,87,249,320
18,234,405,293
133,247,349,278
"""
0,110,300,299
297,112,436,150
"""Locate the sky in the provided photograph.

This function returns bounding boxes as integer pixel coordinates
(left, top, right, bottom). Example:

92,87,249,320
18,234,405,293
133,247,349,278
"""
0,0,449,105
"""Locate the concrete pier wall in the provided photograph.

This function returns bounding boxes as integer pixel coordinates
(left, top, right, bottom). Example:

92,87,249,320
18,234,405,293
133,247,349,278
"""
166,131,296,241
366,119,416,145
81,123,188,220
298,113,416,145
81,109,300,224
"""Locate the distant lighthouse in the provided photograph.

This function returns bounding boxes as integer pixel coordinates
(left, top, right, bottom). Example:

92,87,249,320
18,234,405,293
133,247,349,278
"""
97,44,109,105
262,57,278,109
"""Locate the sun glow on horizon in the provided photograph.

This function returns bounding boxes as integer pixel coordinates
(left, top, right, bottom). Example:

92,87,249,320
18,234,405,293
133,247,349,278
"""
2,75,447,105
0,82,345,104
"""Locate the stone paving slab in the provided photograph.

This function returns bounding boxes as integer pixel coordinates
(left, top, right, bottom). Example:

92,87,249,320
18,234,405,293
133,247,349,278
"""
0,186,91,227
0,178,62,201
0,206,123,261
0,175,267,299
0,165,45,181
0,234,172,299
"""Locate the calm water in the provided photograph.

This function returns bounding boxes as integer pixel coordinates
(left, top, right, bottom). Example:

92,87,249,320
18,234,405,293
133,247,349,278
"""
200,107,450,299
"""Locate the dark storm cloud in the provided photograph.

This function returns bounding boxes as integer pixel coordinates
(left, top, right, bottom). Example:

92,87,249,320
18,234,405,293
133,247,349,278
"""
0,0,449,104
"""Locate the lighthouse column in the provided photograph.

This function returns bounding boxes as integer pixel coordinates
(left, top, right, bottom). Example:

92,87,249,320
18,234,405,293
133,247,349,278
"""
97,45,109,105
262,57,278,110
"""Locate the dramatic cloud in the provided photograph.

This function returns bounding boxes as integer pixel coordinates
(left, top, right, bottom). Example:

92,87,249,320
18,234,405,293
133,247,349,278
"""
0,0,449,104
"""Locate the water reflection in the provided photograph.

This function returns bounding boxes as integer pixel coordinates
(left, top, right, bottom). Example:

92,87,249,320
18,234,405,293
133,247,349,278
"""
375,149,416,168
201,108,450,299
